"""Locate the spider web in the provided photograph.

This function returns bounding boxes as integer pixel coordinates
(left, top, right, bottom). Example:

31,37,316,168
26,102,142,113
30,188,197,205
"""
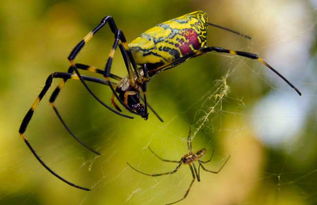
2,0,317,205
73,3,317,204
70,66,232,205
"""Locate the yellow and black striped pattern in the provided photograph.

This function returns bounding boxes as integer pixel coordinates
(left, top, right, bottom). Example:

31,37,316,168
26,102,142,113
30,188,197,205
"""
128,11,208,67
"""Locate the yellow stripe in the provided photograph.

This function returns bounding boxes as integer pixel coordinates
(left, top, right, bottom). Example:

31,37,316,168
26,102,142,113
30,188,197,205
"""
58,81,65,89
258,57,264,63
71,74,79,80
31,97,40,110
20,133,27,139
109,48,115,58
69,60,75,66
122,42,129,50
229,50,236,55
84,32,94,42
88,66,96,72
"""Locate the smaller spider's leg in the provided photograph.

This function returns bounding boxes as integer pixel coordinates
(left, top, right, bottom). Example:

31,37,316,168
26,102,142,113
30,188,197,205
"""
148,147,180,163
200,47,302,96
199,149,215,164
166,165,196,205
19,72,107,191
127,162,182,177
199,155,230,174
187,128,192,152
192,163,200,182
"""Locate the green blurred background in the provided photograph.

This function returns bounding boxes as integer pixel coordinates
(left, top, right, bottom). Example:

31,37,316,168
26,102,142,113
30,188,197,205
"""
1,0,316,204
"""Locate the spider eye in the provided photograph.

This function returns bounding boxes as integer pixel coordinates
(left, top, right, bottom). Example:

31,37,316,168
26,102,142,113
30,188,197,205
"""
132,104,148,119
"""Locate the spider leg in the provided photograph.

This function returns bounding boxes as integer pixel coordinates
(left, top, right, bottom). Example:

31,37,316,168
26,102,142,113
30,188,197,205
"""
104,31,131,104
105,31,163,121
139,65,164,122
200,46,301,96
48,64,121,155
207,22,251,40
199,155,230,174
199,149,215,164
117,31,140,80
139,96,164,122
111,94,122,112
67,16,133,119
19,72,110,191
192,163,200,182
166,164,196,205
127,162,182,177
140,64,150,118
148,147,180,163
103,30,144,116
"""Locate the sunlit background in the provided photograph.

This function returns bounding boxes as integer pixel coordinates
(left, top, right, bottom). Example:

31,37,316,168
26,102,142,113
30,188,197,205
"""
1,0,316,204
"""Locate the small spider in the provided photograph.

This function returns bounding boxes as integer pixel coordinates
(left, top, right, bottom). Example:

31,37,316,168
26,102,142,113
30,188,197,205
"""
127,130,230,205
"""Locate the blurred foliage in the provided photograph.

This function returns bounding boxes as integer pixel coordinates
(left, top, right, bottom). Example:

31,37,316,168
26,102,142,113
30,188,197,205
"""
0,0,316,205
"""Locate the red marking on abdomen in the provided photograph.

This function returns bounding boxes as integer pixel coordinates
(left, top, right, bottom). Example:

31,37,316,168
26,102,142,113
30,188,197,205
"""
177,29,201,56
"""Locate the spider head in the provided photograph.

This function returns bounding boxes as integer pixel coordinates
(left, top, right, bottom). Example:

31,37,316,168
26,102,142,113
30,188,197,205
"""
196,148,206,158
131,102,148,119
115,79,148,119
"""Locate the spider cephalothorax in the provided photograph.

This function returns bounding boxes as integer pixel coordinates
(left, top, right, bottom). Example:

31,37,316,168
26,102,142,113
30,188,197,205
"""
115,76,148,119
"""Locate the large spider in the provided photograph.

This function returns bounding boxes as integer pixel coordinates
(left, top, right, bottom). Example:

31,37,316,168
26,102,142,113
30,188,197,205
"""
19,10,300,191
127,130,230,205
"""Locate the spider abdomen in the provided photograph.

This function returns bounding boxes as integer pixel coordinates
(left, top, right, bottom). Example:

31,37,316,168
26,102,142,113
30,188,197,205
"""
128,11,208,66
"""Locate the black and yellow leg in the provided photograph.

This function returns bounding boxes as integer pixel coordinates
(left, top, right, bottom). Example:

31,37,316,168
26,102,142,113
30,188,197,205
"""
19,72,112,191
49,63,121,108
70,65,133,118
67,16,133,119
200,46,302,96
117,32,140,79
48,64,121,155
102,28,154,119
104,30,137,114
